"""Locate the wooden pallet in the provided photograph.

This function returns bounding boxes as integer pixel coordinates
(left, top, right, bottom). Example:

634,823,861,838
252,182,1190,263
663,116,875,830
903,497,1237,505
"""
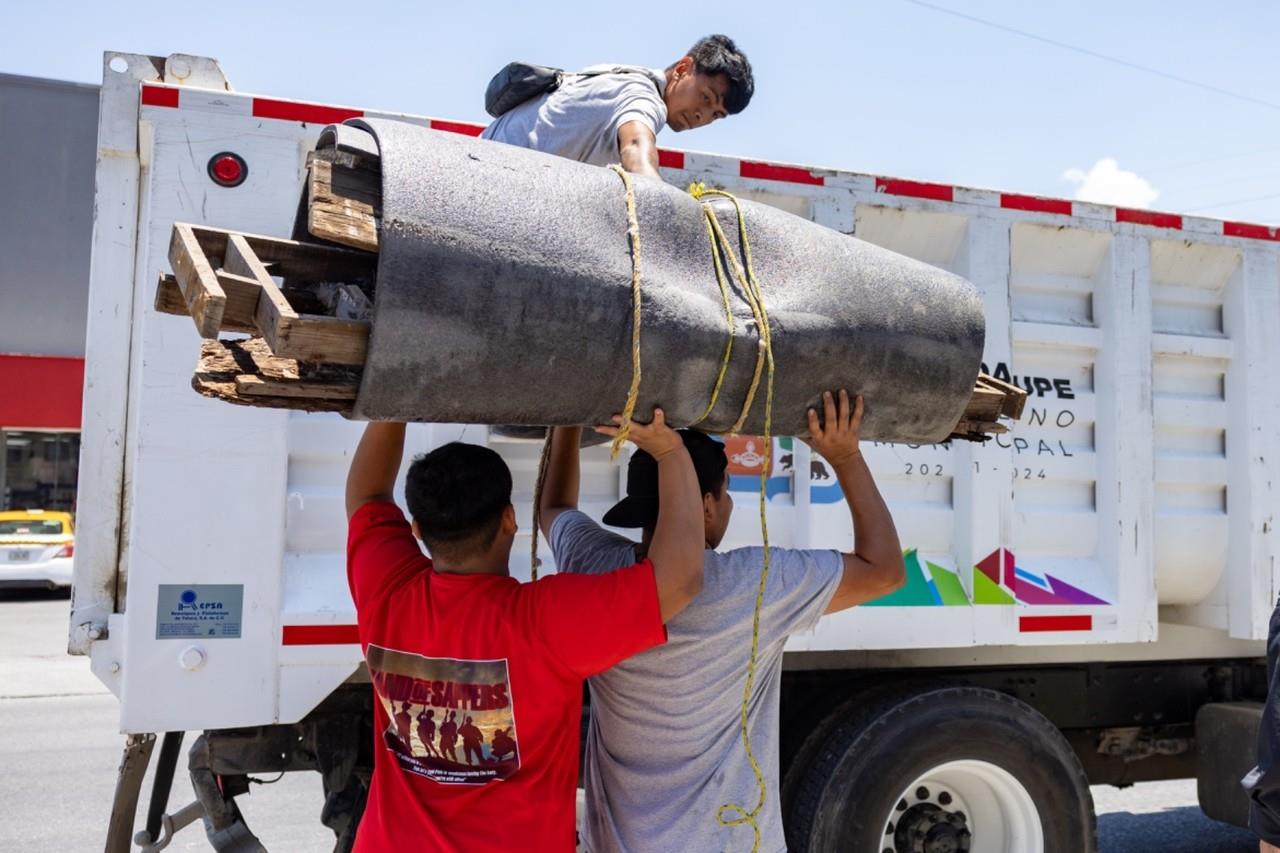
161,223,376,363
948,373,1027,441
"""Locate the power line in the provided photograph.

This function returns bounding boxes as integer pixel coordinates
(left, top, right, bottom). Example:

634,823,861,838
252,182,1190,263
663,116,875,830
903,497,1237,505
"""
901,0,1280,112
1184,191,1280,213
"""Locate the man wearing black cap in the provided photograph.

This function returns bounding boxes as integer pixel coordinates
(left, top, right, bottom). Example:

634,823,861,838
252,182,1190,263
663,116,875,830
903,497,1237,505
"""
539,390,904,853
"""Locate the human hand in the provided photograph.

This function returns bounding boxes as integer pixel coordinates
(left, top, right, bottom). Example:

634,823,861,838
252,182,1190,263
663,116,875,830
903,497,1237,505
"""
594,408,683,460
802,390,863,466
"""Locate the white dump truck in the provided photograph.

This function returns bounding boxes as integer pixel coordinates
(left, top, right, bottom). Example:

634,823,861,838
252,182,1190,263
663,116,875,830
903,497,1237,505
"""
76,51,1273,852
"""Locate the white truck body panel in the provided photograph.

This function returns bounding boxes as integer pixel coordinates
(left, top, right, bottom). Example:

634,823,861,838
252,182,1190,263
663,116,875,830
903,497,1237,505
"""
76,53,1274,734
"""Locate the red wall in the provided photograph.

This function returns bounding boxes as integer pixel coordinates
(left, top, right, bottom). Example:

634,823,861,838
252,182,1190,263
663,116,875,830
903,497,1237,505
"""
0,354,85,430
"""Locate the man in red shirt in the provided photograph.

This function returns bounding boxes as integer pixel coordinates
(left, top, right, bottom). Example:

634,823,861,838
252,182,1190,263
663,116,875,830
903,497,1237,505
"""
345,409,704,852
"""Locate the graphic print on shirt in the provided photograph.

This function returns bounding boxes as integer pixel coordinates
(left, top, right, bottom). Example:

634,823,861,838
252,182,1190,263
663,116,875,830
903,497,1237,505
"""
366,645,520,785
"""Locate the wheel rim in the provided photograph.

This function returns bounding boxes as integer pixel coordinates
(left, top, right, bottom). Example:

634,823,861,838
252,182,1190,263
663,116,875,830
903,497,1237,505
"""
878,759,1043,853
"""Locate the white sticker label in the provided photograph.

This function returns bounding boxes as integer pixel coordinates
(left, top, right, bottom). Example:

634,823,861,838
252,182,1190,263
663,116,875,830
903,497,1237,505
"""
156,584,243,639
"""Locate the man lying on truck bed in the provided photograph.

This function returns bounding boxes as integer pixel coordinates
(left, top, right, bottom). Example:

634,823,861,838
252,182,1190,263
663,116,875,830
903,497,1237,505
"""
481,33,754,178
540,390,905,852
344,409,704,852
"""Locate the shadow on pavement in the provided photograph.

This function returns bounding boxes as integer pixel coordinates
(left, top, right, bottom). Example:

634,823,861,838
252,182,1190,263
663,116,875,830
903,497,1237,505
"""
1099,806,1257,853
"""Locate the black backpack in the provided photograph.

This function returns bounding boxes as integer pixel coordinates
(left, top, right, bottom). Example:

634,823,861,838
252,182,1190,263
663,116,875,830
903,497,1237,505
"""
484,63,655,118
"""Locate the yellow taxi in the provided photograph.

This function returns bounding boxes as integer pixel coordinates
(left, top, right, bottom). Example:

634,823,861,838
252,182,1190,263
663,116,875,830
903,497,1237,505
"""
0,510,75,589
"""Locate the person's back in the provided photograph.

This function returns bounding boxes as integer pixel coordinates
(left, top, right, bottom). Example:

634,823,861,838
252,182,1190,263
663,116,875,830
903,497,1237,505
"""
542,392,905,852
344,410,707,852
552,527,839,852
481,35,754,178
482,65,669,168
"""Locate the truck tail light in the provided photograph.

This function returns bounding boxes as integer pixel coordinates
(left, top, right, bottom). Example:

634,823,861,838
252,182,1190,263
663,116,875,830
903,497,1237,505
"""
208,152,248,187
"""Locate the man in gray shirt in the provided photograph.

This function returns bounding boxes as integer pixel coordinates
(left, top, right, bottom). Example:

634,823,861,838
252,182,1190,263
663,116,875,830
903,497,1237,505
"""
481,34,754,178
541,390,905,853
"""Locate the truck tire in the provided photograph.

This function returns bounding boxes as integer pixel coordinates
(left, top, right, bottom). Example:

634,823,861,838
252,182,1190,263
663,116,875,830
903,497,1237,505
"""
789,685,1095,853
781,679,938,847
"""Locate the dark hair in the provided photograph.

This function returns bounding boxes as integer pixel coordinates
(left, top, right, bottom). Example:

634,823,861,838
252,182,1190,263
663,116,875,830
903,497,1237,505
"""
405,442,512,556
602,430,729,529
687,34,754,115
684,431,729,499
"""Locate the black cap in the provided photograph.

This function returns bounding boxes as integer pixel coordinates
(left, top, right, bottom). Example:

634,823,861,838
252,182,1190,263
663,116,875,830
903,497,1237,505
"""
602,430,729,528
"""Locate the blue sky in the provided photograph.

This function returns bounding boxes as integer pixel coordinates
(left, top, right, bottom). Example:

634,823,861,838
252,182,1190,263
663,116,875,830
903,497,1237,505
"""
6,0,1279,223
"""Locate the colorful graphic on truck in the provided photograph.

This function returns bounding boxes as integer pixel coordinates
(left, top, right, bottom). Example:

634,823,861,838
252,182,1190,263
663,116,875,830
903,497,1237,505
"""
862,548,1109,608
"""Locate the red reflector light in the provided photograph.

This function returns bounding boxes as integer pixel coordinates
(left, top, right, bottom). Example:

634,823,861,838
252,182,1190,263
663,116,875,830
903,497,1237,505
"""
208,152,248,187
55,543,74,559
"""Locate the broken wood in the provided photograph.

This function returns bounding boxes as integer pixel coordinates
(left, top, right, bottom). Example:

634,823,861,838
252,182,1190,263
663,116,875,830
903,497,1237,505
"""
947,373,1028,442
192,338,359,414
235,375,358,400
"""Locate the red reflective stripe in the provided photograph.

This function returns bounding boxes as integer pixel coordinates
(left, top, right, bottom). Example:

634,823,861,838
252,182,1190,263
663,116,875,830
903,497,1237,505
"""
1224,221,1278,241
252,98,363,124
1116,208,1182,230
0,354,84,430
1001,193,1072,216
141,85,179,108
658,149,685,170
876,178,953,202
740,160,825,186
1019,615,1092,633
430,119,484,137
282,625,360,645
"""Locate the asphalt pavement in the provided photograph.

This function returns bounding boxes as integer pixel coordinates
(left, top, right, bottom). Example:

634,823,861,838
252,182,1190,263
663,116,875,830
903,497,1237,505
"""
0,589,1261,852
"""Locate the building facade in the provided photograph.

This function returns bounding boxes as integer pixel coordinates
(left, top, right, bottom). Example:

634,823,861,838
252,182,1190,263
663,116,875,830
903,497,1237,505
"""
0,74,98,512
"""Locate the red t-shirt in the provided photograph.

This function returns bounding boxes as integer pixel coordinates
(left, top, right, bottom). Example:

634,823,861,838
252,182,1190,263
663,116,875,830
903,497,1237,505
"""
347,501,666,853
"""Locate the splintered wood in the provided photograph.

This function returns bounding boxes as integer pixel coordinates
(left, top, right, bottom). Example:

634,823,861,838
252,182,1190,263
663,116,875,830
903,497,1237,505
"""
193,338,359,412
950,374,1027,441
160,133,1025,439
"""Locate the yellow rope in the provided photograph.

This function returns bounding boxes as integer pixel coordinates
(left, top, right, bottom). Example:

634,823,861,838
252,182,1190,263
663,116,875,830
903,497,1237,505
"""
690,208,737,427
690,184,775,853
604,174,776,851
608,164,644,460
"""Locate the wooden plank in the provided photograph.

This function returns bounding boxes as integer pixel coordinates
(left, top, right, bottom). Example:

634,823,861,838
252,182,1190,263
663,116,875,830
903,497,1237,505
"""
976,373,1028,419
273,314,370,366
180,222,377,285
307,157,380,252
235,375,358,400
224,233,299,358
963,386,1007,420
168,223,226,337
155,274,258,333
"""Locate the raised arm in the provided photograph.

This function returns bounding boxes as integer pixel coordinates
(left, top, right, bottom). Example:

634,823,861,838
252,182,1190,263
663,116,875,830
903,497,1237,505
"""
346,422,406,519
804,391,905,612
617,120,661,179
595,409,703,621
539,426,584,539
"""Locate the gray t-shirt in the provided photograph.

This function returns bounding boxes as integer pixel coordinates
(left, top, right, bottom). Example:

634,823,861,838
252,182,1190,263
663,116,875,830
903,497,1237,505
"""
549,510,842,853
481,65,667,167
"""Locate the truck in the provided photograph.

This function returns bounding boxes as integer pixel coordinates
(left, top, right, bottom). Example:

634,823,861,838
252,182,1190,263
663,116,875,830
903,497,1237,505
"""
76,51,1273,852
